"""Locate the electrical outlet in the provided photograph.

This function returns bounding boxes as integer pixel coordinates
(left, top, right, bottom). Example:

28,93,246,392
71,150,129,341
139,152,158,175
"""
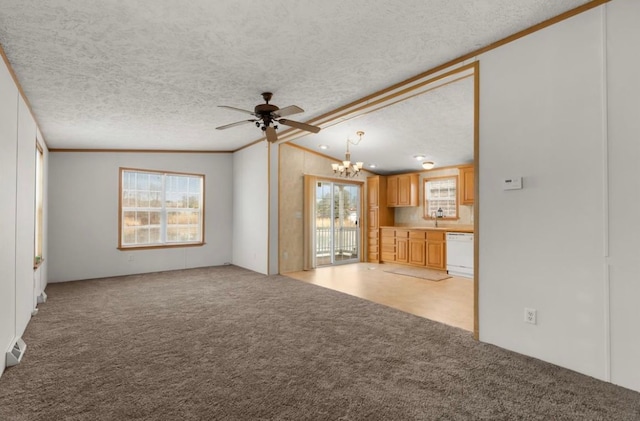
524,308,537,325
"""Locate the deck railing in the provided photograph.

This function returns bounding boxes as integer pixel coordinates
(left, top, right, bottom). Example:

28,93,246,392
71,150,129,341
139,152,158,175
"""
316,227,359,258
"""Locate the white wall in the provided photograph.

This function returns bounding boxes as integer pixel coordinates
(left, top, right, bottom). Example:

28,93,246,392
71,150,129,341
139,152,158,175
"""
479,7,608,380
0,56,19,376
15,96,37,338
0,52,48,377
48,152,233,282
232,142,269,274
606,0,640,392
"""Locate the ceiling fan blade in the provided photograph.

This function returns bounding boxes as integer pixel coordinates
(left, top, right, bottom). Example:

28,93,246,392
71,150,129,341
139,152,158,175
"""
265,126,278,142
278,119,321,133
218,105,256,116
273,105,304,118
215,120,256,130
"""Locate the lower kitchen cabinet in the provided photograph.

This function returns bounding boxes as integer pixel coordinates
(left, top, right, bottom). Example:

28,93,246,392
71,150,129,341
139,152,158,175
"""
380,228,396,262
380,228,448,271
396,230,409,263
408,231,426,266
425,231,446,270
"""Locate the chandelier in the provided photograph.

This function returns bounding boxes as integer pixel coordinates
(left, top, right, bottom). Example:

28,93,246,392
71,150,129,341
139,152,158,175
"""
331,131,364,177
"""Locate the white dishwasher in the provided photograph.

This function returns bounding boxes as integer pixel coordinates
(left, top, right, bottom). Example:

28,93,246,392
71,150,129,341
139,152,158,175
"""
446,232,474,278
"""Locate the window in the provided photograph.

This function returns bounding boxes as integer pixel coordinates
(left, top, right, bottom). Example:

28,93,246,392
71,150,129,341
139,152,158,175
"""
119,168,204,249
424,176,458,220
34,142,44,267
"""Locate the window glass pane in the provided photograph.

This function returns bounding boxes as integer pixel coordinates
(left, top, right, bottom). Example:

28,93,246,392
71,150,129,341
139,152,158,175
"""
136,227,149,244
188,226,200,241
149,227,161,244
176,176,188,192
137,191,150,208
188,177,201,194
188,195,200,209
123,211,136,227
167,226,179,242
150,192,162,208
136,173,149,190
123,191,135,207
150,174,162,191
123,227,136,244
136,211,150,227
150,211,161,225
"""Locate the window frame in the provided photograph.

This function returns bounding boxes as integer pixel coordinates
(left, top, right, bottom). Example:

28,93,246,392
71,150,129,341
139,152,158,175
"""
118,167,206,250
423,175,459,220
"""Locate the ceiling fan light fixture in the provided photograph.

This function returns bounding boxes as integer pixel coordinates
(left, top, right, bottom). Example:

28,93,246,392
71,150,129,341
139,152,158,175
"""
216,93,321,143
422,161,435,170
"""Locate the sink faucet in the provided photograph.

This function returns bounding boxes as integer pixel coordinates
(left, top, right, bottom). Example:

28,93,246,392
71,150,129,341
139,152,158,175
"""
432,208,443,227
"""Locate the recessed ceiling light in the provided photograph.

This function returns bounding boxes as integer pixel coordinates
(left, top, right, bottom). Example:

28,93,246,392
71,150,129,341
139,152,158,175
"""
413,154,426,160
318,144,329,150
368,164,377,169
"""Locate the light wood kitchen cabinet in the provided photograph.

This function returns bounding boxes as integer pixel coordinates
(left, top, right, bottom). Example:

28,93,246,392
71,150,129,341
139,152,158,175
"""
387,174,419,207
425,231,446,270
380,227,396,262
366,175,394,263
395,230,409,263
367,176,394,262
408,231,426,266
379,228,448,271
460,166,475,205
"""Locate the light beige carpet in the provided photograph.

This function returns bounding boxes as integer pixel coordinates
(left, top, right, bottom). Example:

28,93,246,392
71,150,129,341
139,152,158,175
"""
383,265,451,281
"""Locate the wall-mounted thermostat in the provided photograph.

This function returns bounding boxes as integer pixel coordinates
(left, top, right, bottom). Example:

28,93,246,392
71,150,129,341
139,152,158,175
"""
503,176,523,190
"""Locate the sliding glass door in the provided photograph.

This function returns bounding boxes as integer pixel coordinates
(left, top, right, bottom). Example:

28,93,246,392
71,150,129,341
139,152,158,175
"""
315,181,361,266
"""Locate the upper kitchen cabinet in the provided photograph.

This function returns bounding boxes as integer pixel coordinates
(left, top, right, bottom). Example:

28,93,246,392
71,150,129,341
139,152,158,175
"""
459,165,474,205
387,174,419,207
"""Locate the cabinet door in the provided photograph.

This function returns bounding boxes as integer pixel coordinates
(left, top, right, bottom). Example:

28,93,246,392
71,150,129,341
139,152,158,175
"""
368,207,378,230
367,176,379,207
460,166,474,205
387,176,398,207
396,238,408,263
408,239,426,266
426,241,446,270
397,175,411,206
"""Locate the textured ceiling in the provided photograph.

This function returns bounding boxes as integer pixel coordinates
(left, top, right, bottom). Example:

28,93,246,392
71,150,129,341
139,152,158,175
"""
0,0,592,172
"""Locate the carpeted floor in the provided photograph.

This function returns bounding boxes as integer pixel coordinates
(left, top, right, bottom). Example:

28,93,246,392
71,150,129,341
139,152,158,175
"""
0,265,639,420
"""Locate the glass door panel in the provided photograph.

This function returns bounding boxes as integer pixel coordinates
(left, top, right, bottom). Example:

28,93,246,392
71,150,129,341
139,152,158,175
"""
315,181,361,266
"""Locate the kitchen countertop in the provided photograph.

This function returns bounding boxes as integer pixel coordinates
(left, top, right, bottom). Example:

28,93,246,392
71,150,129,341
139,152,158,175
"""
380,225,474,233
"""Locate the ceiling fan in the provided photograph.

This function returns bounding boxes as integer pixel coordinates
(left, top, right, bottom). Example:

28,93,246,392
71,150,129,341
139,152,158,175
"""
216,92,321,142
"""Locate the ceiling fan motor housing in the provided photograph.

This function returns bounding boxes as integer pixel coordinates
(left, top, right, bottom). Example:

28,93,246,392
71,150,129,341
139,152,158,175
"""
255,103,279,127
